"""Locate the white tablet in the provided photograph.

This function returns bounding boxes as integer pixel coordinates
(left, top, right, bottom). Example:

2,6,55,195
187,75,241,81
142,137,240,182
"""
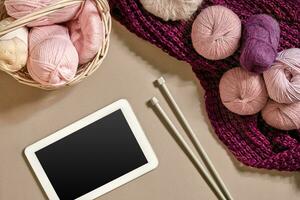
25,99,158,200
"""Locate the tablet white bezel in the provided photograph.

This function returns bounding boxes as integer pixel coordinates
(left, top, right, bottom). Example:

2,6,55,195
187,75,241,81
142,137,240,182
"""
24,99,158,200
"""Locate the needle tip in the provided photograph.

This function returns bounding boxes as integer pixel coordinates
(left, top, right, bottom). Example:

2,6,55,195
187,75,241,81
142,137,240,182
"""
149,97,159,106
156,77,166,86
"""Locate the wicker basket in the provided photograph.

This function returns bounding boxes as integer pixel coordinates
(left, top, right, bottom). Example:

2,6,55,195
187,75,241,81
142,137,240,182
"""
0,0,111,90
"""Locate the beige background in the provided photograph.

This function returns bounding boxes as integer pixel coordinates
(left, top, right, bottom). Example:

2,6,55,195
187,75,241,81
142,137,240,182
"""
1,20,300,200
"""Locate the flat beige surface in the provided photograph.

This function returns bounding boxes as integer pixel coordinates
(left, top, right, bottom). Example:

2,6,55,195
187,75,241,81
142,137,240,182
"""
1,20,300,200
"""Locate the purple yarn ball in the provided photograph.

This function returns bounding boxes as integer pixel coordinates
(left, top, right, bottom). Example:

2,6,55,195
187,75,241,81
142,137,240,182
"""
240,14,280,74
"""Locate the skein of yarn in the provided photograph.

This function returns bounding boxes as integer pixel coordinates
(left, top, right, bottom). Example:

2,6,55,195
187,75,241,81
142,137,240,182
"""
27,25,79,87
68,0,104,64
191,5,242,60
262,100,300,131
264,48,300,104
0,17,28,72
219,67,268,115
240,14,280,74
140,0,202,21
4,0,82,27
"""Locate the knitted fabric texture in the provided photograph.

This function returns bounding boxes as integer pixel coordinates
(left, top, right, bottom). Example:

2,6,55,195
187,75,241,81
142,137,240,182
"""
109,0,300,171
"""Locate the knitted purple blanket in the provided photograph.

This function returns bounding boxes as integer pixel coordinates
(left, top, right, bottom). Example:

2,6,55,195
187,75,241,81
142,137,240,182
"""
109,0,300,171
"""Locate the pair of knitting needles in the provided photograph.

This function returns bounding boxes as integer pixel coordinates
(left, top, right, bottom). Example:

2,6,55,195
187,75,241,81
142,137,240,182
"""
149,77,233,200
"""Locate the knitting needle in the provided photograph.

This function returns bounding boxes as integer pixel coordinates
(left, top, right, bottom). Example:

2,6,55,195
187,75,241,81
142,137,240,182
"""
156,77,233,200
149,97,227,200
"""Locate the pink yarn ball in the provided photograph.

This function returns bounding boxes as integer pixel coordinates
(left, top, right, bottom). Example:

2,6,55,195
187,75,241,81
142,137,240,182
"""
263,48,300,104
219,67,268,115
262,100,300,130
4,0,82,27
191,5,242,60
68,0,104,64
27,25,79,87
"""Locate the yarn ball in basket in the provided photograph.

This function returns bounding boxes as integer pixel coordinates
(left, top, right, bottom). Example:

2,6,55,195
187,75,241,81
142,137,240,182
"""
219,67,268,115
240,14,280,74
191,5,242,60
68,0,104,64
0,17,28,72
4,0,82,27
262,100,300,131
140,0,203,21
27,25,79,87
264,48,300,104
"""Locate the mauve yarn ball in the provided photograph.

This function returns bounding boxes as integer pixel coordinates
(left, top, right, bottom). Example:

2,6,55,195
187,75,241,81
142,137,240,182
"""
68,0,104,64
27,25,79,87
0,18,28,72
240,14,280,74
4,0,82,27
191,5,242,60
219,67,268,115
262,100,300,131
140,0,203,21
264,48,300,104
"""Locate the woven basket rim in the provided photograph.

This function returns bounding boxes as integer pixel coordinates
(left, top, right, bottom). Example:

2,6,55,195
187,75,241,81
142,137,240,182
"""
0,0,111,90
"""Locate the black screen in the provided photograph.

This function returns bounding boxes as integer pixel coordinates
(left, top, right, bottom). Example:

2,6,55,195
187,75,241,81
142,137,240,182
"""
36,109,148,200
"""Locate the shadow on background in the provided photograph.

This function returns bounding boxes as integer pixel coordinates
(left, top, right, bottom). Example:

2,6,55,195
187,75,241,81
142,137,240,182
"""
0,72,73,124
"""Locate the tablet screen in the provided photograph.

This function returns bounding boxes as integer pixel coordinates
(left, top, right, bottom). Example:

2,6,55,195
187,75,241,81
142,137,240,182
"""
35,109,148,200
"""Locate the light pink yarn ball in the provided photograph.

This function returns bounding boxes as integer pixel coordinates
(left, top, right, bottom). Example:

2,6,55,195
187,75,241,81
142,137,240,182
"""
68,0,104,64
140,0,203,21
27,25,79,87
219,67,268,115
263,48,300,104
191,5,242,60
4,0,82,27
262,100,300,130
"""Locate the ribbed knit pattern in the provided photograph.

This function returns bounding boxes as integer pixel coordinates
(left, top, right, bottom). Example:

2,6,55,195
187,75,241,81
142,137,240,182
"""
109,0,300,171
